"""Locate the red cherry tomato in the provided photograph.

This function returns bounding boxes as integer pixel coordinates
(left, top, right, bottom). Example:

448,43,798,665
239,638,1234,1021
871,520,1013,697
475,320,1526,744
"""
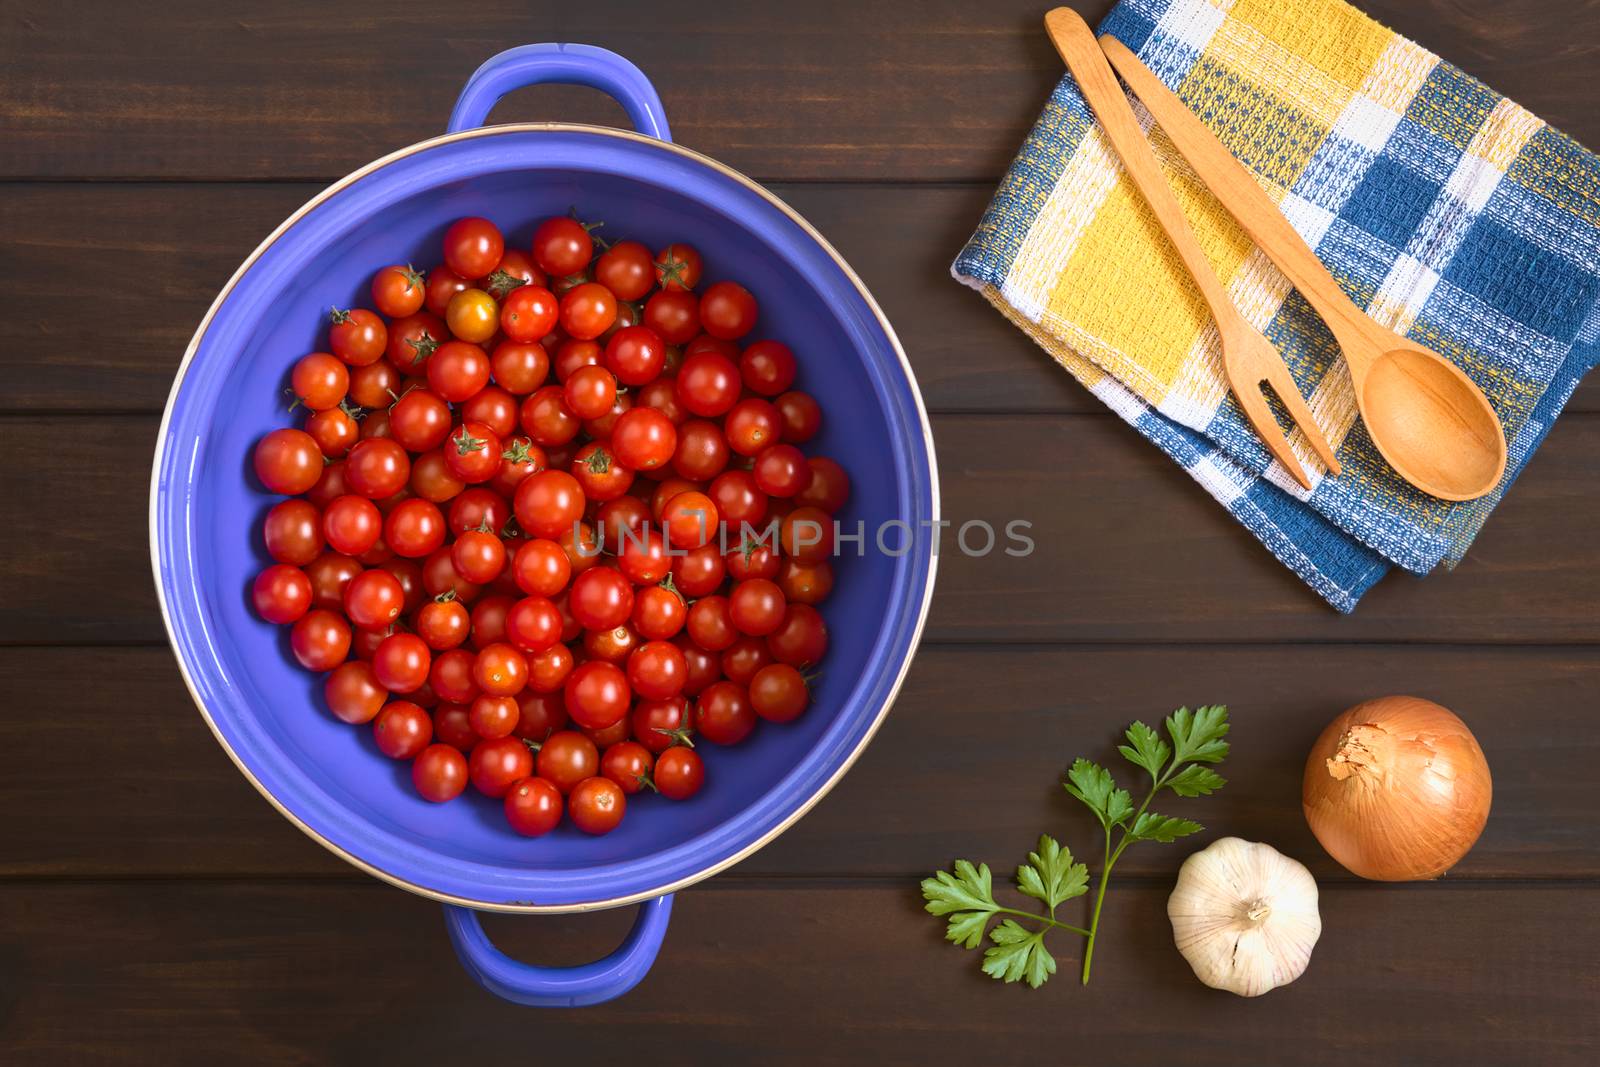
767,603,829,667
515,469,587,540
643,289,700,344
505,595,563,652
627,640,686,700
698,281,758,340
306,552,361,610
775,390,822,443
254,428,323,495
512,538,572,597
654,745,705,800
372,264,426,318
516,689,569,741
559,282,618,340
389,311,449,370
671,419,729,482
345,438,411,499
600,740,655,795
416,596,470,649
329,308,388,366
469,735,532,798
721,635,775,686
252,564,312,624
469,694,521,740
291,609,351,671
372,632,431,693
432,703,477,751
752,444,811,498
531,216,594,277
687,595,737,652
675,352,740,417
501,284,559,342
564,660,631,730
654,243,703,291
594,240,655,301
373,700,433,759
343,568,405,630
795,456,851,513
322,494,382,556
450,528,506,584
604,324,666,385
569,566,634,631
413,743,469,802
461,385,519,438
324,660,387,725
305,407,359,459
604,407,675,473
671,542,726,598
491,339,550,394
388,388,451,452
723,398,781,456
408,449,466,504
292,352,349,411
263,499,323,564
750,663,810,722
430,647,480,703
725,537,780,582
778,559,833,605
384,497,447,558
632,584,687,641
780,505,835,564
443,217,505,280
535,730,599,793
348,360,401,410
472,642,528,697
630,697,688,753
708,470,768,529
427,341,491,403
662,491,719,549
504,775,563,836
563,363,618,420
739,340,797,396
519,385,582,446
526,641,576,694
447,487,510,536
729,578,786,636
694,680,757,745
568,776,626,834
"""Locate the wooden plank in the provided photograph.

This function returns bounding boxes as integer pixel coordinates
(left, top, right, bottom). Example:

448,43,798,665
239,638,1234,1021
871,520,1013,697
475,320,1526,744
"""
3,0,1596,182
8,412,1596,644
4,645,1594,879
2,879,1595,1064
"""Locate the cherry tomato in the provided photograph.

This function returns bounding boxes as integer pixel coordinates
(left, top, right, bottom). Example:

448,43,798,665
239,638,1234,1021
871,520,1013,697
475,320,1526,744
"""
596,495,651,550
306,407,359,458
264,499,324,565
780,506,834,564
516,689,569,741
632,584,687,641
569,566,634,631
627,640,686,700
439,421,500,485
291,609,351,671
568,776,625,834
422,547,483,604
662,491,719,549
749,664,810,724
721,635,775,686
709,470,767,529
349,359,401,410
630,697,688,753
384,497,447,558
504,775,563,836
559,522,602,574
385,388,450,452
670,419,729,482
372,632,430,693
677,635,723,696
654,745,705,800
491,339,550,394
671,542,725,598
252,564,312,624
526,641,576,693
559,282,617,340
448,528,505,585
723,398,781,456
505,594,563,652
561,363,616,421
372,264,426,318
416,595,470,650
443,217,505,280
775,390,822,443
306,552,362,611
512,538,572,598
729,578,786,636
488,248,546,294
254,428,323,495
345,438,411,499
752,444,811,498
636,376,686,425
373,700,433,759
553,338,602,382
535,730,599,793
413,743,469,802
739,339,797,396
583,623,638,665
654,243,703,291
698,281,757,340
501,284,559,342
777,558,833,605
587,239,649,299
446,288,499,344
468,593,511,650
768,603,829,667
725,538,780,582
603,325,666,385
519,385,582,446
322,494,382,556
469,735,532,798
570,441,633,503
469,694,521,739
695,681,757,745
388,311,448,370
600,740,654,795
643,289,700,344
609,407,677,473
446,488,509,537
531,216,593,277
687,595,736,652
563,660,631,730
433,703,478,751
344,568,405,630
427,341,491,403
795,457,850,513
611,528,665,586
675,352,740,417
291,352,349,411
515,470,587,540
472,642,528,696
491,436,544,497
329,307,388,366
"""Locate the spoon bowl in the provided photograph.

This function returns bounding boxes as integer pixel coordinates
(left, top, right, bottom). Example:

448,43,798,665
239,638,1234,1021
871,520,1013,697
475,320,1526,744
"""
1358,346,1507,500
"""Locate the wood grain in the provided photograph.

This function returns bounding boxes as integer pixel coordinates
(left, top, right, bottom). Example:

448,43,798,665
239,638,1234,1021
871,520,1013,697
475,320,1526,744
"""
2,879,1596,1065
8,412,1595,645
3,645,1595,880
3,0,1596,182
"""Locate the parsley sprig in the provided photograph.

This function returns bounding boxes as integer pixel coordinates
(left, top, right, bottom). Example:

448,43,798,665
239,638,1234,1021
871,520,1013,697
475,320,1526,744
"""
921,705,1229,988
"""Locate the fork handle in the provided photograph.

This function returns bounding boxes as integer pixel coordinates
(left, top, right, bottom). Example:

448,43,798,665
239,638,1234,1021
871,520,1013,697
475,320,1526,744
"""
1044,9,1246,337
1097,33,1377,380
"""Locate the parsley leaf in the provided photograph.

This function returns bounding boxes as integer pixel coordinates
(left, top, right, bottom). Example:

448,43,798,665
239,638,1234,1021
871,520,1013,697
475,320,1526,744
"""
1016,835,1089,912
921,860,999,949
1166,764,1227,797
1062,759,1133,831
983,921,1057,988
1167,705,1230,765
1117,720,1170,779
1126,812,1204,843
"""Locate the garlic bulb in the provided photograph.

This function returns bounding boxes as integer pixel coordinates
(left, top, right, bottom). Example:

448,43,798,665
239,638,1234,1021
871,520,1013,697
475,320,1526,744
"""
1167,838,1320,996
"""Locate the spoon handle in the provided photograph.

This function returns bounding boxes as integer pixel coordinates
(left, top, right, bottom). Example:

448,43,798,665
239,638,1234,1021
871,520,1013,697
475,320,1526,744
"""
1043,10,1247,338
1097,34,1376,379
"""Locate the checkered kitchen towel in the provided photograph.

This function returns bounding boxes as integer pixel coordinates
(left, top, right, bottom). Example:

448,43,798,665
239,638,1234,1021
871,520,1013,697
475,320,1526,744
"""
953,0,1600,611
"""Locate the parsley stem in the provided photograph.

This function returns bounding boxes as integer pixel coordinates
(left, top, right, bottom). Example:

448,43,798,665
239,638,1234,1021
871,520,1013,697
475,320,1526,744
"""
994,906,1090,937
1081,762,1174,984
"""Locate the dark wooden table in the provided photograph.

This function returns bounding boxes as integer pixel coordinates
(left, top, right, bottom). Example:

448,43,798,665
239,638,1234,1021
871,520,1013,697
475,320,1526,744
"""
3,0,1597,1062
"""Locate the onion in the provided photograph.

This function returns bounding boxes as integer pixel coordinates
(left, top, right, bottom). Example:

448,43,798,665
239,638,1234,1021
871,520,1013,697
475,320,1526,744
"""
1302,695,1491,881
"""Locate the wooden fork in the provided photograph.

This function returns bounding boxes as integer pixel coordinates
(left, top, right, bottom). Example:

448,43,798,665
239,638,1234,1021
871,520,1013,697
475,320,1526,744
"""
1044,8,1340,489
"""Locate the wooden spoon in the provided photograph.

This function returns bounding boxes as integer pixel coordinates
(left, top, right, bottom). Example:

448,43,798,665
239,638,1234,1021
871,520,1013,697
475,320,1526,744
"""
1097,32,1508,501
1043,7,1340,490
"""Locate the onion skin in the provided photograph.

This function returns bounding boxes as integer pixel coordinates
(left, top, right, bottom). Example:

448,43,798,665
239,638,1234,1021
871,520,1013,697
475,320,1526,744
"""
1302,696,1491,881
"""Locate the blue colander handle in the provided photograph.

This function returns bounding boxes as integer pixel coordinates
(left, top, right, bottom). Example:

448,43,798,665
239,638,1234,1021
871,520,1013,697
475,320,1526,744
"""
444,895,674,1007
447,43,672,142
